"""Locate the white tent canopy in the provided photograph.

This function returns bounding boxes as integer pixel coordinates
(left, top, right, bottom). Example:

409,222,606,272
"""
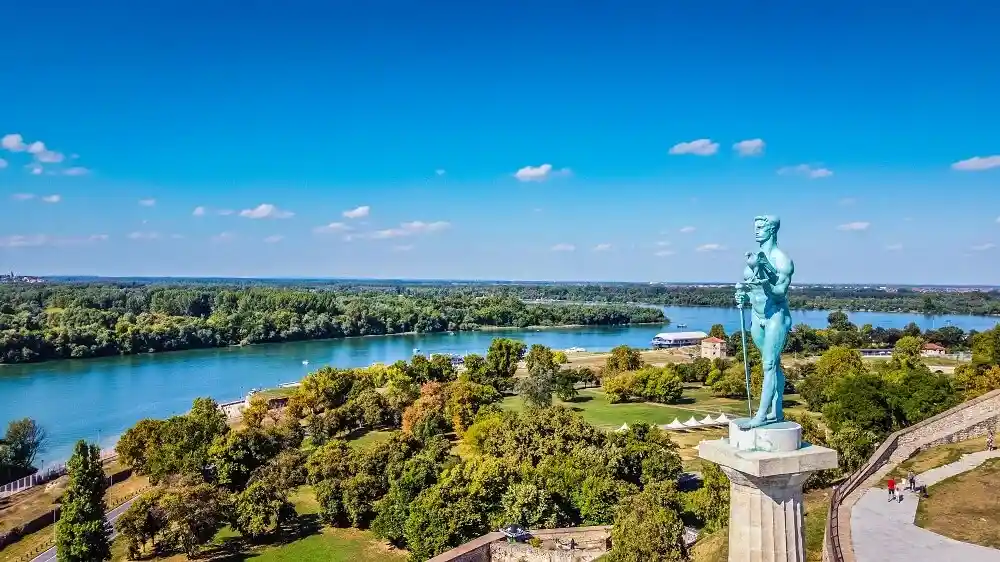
715,413,731,424
682,416,702,428
615,423,629,433
666,418,686,430
700,414,717,425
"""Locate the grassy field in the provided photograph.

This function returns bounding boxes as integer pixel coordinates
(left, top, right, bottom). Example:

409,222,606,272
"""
690,486,832,562
915,457,1000,549
880,436,988,486
344,429,395,450
112,486,406,562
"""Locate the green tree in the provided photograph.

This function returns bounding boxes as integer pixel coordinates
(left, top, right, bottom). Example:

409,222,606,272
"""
116,490,167,560
56,440,111,562
827,311,852,331
708,324,727,339
892,335,924,368
607,482,686,562
972,326,1000,366
483,338,527,392
158,482,228,557
799,346,865,411
604,345,643,375
821,372,897,435
208,428,282,491
233,480,292,540
687,462,729,532
0,418,47,481
500,482,564,529
518,344,559,408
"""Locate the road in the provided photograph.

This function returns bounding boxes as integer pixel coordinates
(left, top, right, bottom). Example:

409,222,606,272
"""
31,496,139,562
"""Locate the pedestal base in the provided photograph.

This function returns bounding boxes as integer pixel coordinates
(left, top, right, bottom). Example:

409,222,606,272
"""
698,439,838,562
729,419,802,453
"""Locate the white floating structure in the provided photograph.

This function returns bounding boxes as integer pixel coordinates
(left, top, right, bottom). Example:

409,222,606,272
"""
682,416,702,428
651,331,709,349
715,413,731,424
665,418,686,430
700,414,717,425
615,423,629,433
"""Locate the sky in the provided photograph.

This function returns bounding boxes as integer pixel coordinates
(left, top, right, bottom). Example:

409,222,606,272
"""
1,1,999,284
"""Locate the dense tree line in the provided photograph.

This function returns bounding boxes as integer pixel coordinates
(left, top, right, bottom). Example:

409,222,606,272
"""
0,284,664,364
110,338,725,561
0,418,47,483
399,283,1000,316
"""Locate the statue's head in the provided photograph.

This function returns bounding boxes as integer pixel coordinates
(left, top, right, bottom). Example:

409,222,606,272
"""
754,215,780,243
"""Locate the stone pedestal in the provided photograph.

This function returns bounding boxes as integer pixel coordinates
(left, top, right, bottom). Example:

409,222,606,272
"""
698,422,838,562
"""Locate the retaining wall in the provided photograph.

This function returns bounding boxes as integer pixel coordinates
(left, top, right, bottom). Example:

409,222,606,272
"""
428,526,612,562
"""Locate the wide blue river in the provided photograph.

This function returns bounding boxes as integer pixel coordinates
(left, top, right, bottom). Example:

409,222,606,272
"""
1,306,997,467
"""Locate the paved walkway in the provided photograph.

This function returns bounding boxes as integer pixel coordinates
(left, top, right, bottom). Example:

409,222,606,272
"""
851,449,1000,562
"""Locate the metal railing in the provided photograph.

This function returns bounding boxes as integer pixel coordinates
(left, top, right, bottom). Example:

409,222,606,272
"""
0,450,117,499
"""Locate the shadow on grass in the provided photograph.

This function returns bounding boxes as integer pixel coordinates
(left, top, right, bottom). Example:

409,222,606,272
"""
187,513,322,561
562,395,594,404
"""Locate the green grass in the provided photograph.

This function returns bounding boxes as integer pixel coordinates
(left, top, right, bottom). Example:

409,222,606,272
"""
881,436,988,486
345,429,395,450
915,457,1000,549
500,387,748,431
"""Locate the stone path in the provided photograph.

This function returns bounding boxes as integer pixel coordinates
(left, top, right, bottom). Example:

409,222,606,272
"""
851,449,1000,562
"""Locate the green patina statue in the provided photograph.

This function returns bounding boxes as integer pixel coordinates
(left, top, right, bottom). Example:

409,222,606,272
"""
734,215,794,430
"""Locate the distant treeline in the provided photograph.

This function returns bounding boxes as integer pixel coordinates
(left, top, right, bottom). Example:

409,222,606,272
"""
399,284,1000,316
0,284,664,364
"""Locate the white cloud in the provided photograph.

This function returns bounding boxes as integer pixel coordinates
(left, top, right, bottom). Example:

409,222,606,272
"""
313,222,353,234
593,243,612,251
28,164,43,175
218,209,235,216
679,226,696,234
778,164,833,178
127,231,161,240
551,243,576,252
0,233,108,247
696,243,726,252
669,139,718,156
435,169,446,176
263,235,284,244
971,242,995,251
1,133,26,152
733,138,765,157
514,163,572,182
837,221,870,231
62,167,90,176
41,194,61,203
192,206,206,217
400,221,449,233
343,205,370,219
212,231,236,242
885,243,903,251
0,158,6,169
392,244,415,252
138,198,156,207
239,203,294,219
11,193,35,201
654,250,676,257
951,155,1000,171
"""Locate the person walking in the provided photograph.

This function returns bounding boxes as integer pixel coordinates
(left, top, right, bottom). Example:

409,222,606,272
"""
907,470,916,491
887,478,896,501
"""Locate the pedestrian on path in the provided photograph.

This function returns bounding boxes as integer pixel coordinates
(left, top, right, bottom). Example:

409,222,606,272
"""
887,478,896,501
907,470,915,491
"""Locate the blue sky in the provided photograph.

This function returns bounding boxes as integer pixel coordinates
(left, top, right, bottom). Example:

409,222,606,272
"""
1,1,998,284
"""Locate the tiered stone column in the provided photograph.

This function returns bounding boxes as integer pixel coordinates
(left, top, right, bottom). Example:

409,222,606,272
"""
699,420,838,562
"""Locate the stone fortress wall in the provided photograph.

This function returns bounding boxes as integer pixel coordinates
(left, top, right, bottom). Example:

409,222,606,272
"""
427,526,612,562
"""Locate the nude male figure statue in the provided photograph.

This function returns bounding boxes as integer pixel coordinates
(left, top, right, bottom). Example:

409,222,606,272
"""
734,215,794,430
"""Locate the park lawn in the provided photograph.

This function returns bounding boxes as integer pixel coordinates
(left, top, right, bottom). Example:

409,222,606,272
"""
499,389,737,431
345,429,395,450
915,457,1000,549
881,436,988,486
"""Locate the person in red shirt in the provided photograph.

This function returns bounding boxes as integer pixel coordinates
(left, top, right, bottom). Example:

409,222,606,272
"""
887,478,896,501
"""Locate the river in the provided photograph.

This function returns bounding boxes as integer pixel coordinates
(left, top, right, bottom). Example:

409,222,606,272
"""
1,306,998,467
